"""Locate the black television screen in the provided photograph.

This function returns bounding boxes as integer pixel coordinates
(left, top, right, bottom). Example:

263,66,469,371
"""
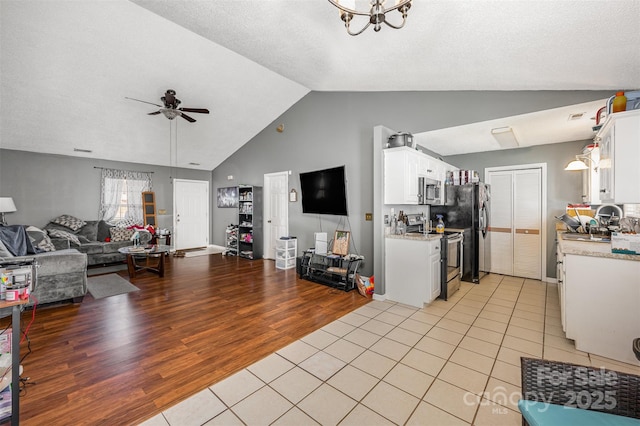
299,166,348,216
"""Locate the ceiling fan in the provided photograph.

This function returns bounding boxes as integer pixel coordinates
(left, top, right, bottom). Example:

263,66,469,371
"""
125,89,210,123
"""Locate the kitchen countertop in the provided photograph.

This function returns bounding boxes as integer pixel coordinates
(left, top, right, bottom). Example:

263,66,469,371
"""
558,232,640,262
386,228,464,242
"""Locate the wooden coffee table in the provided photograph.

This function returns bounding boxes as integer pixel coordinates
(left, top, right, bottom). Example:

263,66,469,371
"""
118,245,171,278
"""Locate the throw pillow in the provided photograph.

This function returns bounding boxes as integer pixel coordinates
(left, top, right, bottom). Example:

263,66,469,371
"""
44,222,80,234
97,220,112,242
77,221,99,241
110,227,135,242
51,214,86,232
0,239,14,258
114,218,139,229
47,228,81,246
25,225,56,252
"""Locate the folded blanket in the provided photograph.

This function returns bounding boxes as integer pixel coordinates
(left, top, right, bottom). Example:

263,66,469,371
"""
0,225,36,256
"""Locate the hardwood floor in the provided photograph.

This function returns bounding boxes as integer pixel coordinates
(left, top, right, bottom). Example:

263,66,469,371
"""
2,255,370,425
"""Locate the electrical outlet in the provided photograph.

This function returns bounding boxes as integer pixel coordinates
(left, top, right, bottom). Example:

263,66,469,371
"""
365,213,373,221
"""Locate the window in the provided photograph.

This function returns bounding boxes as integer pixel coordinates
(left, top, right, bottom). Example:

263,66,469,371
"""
99,168,152,224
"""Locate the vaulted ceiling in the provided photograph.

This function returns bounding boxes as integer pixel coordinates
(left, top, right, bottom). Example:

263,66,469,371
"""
1,1,638,169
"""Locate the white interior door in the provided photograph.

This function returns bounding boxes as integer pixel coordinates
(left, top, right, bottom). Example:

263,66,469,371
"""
488,172,514,276
173,179,209,250
487,165,544,280
263,171,289,260
513,169,542,279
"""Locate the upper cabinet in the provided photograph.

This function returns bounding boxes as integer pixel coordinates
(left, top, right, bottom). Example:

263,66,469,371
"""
596,109,640,204
384,147,457,205
384,148,419,204
581,145,600,204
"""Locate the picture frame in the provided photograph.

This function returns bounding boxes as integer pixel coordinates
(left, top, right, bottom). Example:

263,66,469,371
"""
332,230,350,256
217,186,238,208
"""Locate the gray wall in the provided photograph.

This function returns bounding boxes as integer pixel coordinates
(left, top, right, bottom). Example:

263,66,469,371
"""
0,149,211,232
212,90,611,277
1,90,612,279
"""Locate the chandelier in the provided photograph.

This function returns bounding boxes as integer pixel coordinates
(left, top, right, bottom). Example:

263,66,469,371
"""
327,0,412,36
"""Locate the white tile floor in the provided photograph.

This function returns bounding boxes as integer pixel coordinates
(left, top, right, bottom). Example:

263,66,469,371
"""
140,274,640,426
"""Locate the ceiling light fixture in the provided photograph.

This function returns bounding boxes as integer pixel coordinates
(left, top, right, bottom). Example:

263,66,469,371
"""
564,154,599,171
327,0,412,36
564,159,589,171
490,127,519,149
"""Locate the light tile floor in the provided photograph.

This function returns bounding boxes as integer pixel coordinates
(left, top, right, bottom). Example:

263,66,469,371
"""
140,274,640,426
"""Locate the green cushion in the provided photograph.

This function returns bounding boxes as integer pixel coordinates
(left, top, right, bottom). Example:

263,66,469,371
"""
518,400,640,426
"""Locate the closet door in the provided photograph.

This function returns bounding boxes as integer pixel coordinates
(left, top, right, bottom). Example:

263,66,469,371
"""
488,172,514,275
487,167,542,280
513,169,542,279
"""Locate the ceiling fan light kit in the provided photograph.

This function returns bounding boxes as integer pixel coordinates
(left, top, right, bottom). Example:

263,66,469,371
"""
126,89,210,123
328,0,412,36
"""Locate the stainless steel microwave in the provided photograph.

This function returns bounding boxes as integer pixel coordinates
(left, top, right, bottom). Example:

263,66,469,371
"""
418,176,445,205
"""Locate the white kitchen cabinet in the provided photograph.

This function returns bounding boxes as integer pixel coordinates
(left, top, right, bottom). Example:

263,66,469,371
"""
429,240,442,301
563,252,640,365
581,145,600,204
384,147,419,204
597,109,640,204
555,239,566,332
385,236,441,308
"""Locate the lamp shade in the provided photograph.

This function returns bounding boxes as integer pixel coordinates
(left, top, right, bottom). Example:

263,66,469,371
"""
564,159,589,171
0,197,16,213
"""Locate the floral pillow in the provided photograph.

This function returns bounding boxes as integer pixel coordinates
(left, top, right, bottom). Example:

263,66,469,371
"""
51,214,86,232
110,227,135,242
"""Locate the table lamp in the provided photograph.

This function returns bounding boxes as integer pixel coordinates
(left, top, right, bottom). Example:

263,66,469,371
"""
0,197,17,225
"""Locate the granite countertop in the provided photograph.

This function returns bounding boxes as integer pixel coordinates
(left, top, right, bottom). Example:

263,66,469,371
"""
386,233,442,241
558,232,640,262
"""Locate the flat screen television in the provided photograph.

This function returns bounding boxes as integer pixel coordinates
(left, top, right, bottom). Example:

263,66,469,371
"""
299,166,348,216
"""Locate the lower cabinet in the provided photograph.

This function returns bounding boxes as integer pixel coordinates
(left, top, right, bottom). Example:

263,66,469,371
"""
429,244,441,301
385,236,441,308
562,253,640,365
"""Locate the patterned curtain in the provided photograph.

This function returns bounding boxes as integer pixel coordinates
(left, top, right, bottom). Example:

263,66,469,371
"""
99,168,152,224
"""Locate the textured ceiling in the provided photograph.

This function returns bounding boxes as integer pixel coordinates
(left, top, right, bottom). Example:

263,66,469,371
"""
1,1,639,168
133,0,640,91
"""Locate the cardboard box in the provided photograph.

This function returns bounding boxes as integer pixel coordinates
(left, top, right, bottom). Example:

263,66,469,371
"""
611,232,640,255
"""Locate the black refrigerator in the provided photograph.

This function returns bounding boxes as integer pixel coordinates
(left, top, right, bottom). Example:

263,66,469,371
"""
431,183,491,283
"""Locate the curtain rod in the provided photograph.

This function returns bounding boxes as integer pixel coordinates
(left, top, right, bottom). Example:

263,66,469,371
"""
93,166,154,174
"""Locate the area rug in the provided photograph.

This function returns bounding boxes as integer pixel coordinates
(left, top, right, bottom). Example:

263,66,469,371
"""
183,245,226,257
87,263,128,277
87,273,140,299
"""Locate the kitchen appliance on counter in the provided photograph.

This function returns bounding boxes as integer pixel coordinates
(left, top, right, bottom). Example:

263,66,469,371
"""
418,176,444,205
387,132,414,148
431,183,491,283
440,231,463,300
405,213,427,233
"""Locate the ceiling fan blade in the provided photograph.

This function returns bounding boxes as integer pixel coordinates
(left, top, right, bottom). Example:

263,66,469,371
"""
179,108,210,114
147,111,162,115
180,113,196,123
125,97,163,108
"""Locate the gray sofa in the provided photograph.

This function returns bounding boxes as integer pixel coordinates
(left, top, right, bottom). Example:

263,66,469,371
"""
48,220,152,266
0,249,87,316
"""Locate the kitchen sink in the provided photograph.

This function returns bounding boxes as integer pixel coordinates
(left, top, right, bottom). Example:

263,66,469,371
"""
562,233,610,243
